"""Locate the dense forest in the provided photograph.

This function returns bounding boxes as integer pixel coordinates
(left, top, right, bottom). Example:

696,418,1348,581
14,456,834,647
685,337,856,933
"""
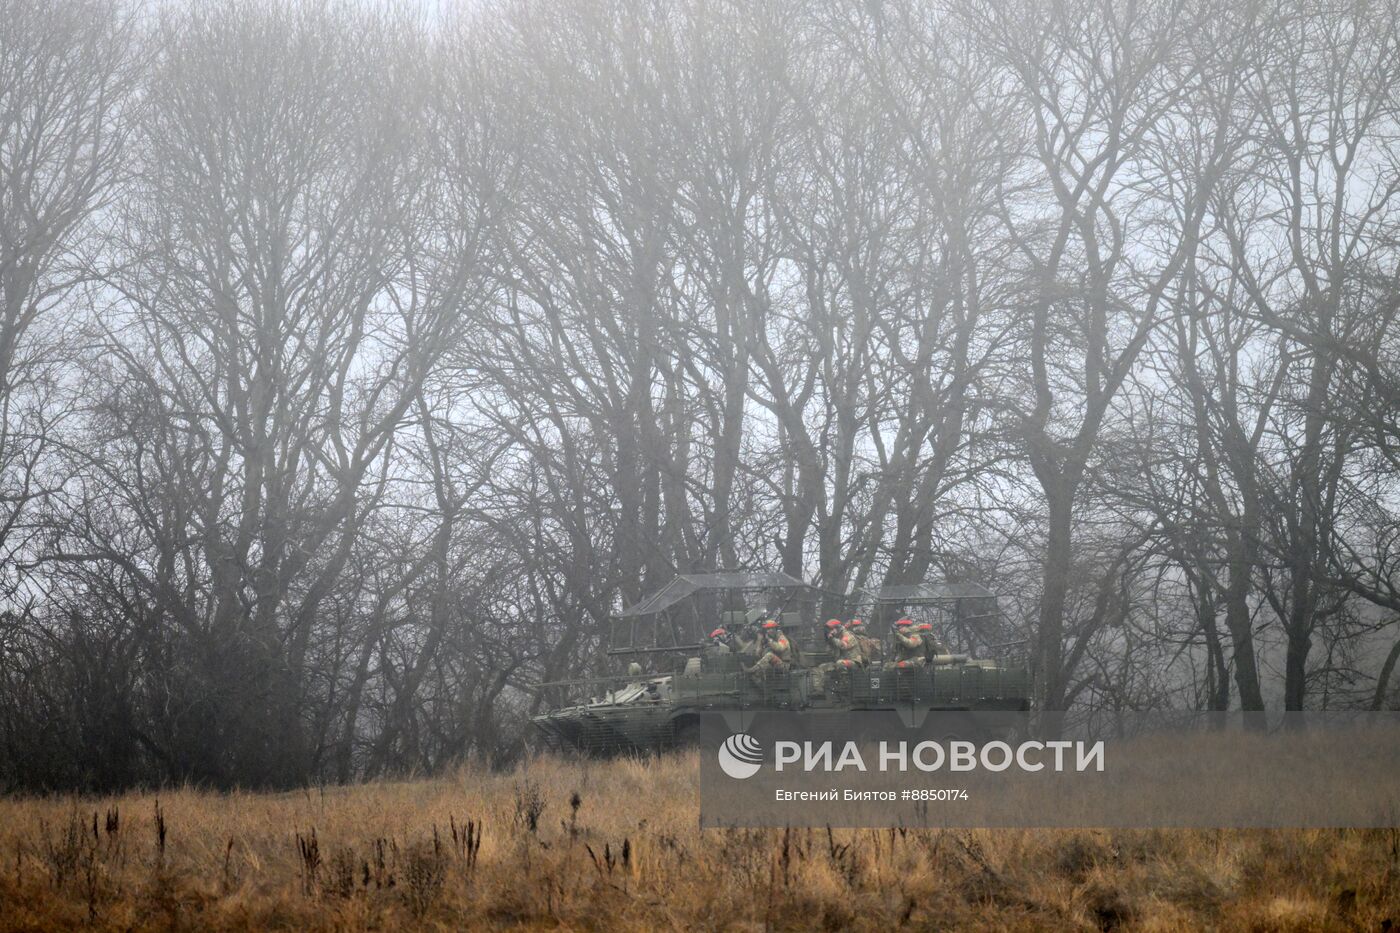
3,0,1400,791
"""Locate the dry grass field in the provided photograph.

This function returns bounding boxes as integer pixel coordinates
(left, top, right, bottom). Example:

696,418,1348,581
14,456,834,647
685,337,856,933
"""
0,751,1397,931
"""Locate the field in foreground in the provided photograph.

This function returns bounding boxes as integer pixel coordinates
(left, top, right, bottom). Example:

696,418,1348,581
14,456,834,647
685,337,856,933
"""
0,752,1397,931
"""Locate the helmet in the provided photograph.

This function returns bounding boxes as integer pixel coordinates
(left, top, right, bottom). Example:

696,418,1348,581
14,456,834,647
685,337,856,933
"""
761,619,780,629
895,618,914,628
709,627,727,639
916,622,933,632
847,618,865,630
825,618,843,629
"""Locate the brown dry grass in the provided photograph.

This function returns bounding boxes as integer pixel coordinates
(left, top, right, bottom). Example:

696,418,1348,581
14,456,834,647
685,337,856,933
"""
0,750,1397,931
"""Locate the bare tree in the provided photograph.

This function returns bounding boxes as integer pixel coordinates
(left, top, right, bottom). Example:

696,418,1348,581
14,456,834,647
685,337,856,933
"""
0,0,134,591
972,0,1237,709
51,2,443,785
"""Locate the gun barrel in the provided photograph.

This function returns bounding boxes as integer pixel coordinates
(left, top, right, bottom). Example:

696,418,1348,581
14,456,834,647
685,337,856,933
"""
605,644,705,657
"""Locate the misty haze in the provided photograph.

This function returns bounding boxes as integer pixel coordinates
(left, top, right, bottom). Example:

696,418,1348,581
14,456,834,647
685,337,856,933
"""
4,0,1400,790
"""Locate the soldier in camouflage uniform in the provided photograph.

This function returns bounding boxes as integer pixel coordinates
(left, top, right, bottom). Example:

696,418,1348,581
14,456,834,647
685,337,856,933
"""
846,618,881,665
822,618,864,671
916,621,950,662
889,618,926,669
732,623,762,661
747,619,792,676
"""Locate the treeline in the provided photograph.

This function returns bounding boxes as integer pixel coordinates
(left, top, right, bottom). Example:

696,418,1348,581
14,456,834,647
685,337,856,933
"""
2,0,1400,791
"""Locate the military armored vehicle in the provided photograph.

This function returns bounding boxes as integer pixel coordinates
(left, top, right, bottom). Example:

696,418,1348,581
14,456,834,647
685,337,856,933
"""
530,571,1030,754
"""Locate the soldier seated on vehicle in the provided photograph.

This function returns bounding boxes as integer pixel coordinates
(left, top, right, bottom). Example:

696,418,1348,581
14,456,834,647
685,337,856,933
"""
847,618,881,665
732,624,762,660
887,618,926,669
916,621,951,661
746,619,792,677
821,618,863,672
708,627,733,654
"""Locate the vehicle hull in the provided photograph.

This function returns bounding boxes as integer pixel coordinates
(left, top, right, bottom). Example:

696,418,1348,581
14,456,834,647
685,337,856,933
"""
531,660,1031,755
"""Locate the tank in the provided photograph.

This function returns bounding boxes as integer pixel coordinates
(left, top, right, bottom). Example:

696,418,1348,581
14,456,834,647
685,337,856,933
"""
530,572,1031,754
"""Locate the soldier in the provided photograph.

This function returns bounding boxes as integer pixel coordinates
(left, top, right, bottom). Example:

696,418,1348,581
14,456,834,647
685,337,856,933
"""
915,621,950,661
889,618,926,669
747,619,792,676
847,618,881,665
708,627,732,654
732,623,762,660
823,618,863,671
